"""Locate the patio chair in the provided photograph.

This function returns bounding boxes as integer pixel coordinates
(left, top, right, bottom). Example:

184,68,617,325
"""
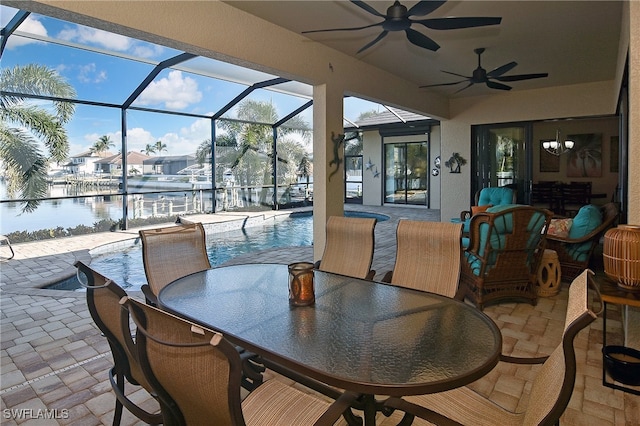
460,187,517,221
560,181,592,217
74,261,162,426
139,223,211,305
458,205,552,310
0,234,15,260
120,296,355,426
458,187,517,235
531,181,559,213
546,202,619,282
139,222,265,390
316,216,377,280
384,269,599,426
382,220,464,298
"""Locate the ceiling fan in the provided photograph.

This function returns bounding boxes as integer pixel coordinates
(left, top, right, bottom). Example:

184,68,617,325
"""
421,47,549,93
302,1,502,54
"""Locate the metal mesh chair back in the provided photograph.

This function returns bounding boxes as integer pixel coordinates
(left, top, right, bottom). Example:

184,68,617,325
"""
523,269,597,425
319,216,376,279
383,269,597,426
139,223,211,297
75,261,160,425
391,220,463,297
123,297,243,425
122,297,337,426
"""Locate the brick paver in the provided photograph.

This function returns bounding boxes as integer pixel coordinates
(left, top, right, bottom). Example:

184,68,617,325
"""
1,206,637,425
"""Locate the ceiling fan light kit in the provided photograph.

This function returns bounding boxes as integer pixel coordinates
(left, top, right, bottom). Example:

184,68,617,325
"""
543,129,574,156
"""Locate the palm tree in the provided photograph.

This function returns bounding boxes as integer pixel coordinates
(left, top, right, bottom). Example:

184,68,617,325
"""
195,134,236,167
297,154,313,201
219,99,310,204
141,143,156,156
0,64,76,212
153,140,167,156
90,135,114,155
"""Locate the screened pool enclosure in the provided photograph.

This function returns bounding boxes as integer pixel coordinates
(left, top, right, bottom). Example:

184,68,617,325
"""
0,5,419,237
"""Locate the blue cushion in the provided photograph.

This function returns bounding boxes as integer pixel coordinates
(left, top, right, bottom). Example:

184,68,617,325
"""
568,205,602,239
564,204,602,262
477,187,514,206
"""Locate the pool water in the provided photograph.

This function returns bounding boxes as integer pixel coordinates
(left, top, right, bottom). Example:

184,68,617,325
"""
50,211,387,292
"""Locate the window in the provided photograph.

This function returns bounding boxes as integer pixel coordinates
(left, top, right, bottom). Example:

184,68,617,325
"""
384,141,429,206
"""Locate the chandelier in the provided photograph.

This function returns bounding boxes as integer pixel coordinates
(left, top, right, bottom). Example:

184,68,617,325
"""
543,129,574,155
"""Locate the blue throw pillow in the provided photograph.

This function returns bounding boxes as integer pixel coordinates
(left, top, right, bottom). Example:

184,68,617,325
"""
568,205,602,239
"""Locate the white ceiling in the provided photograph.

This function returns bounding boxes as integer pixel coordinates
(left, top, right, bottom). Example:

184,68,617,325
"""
225,1,622,99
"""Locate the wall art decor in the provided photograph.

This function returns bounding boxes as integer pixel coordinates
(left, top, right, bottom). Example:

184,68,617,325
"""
566,133,602,177
328,132,344,181
444,153,466,173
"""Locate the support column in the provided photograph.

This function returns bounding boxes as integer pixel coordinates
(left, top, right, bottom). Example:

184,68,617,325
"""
313,83,345,261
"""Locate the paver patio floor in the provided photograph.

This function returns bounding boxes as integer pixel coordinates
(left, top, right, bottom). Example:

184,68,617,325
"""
1,206,638,425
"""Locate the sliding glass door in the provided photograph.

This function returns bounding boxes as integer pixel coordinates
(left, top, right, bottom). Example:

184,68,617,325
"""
472,124,533,204
384,142,429,206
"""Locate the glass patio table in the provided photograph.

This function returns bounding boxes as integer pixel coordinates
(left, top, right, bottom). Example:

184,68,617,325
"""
158,263,502,425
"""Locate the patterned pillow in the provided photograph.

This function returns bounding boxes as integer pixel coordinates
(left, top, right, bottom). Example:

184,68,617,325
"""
547,218,573,238
471,204,493,215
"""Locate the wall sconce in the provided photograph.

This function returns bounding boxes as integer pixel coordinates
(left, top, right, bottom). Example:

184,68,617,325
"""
543,129,574,156
431,155,440,176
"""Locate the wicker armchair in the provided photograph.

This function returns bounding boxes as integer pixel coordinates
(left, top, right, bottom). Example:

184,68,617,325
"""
121,297,354,426
139,223,211,305
382,220,464,298
459,205,552,310
384,270,599,426
316,216,377,280
74,261,162,426
546,202,619,282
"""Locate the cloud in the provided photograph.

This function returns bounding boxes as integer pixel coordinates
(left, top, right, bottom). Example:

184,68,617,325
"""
54,23,164,59
77,63,108,84
57,25,131,51
136,70,202,110
5,16,47,49
132,44,165,59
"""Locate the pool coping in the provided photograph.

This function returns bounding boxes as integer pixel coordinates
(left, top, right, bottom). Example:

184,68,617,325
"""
1,208,310,293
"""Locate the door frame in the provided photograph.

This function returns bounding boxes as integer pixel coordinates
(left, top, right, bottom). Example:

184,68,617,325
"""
471,122,534,205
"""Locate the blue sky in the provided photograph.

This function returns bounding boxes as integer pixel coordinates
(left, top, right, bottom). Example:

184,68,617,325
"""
2,6,385,158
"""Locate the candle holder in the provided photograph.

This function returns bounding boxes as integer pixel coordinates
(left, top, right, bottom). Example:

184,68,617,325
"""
288,262,315,306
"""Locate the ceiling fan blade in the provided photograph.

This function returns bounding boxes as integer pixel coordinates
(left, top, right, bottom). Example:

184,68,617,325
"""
420,80,468,88
408,1,446,17
441,70,471,79
350,1,386,18
486,80,512,91
454,82,475,93
487,61,517,78
405,28,440,51
357,30,389,54
414,16,502,30
302,22,382,34
495,73,549,82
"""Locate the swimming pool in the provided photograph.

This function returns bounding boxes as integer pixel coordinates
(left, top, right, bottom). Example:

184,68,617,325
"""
49,211,388,292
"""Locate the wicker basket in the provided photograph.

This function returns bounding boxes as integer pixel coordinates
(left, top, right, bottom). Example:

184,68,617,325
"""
603,225,640,291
